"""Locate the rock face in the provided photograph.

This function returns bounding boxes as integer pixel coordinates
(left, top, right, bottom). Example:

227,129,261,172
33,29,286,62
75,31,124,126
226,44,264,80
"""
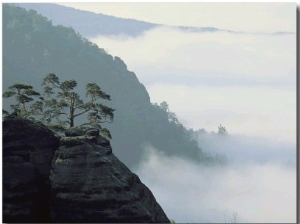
3,117,59,177
50,127,170,223
2,119,170,223
3,117,59,222
3,156,40,222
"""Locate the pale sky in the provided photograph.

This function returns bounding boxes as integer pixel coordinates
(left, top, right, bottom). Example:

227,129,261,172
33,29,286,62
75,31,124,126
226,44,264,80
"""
58,2,296,32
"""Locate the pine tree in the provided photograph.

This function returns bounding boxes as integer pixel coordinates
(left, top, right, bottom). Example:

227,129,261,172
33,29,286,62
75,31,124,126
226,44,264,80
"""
3,83,43,119
42,73,115,138
3,73,115,139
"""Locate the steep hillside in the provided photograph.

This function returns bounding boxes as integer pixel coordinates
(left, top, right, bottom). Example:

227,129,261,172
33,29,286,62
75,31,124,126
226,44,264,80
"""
17,3,227,38
17,3,159,37
3,4,221,168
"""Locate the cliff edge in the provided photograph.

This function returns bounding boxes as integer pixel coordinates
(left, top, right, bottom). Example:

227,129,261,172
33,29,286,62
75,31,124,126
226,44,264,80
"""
3,118,170,223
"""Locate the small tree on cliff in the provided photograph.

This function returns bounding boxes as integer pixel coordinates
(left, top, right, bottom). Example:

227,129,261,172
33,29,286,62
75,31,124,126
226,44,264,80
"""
42,73,115,138
2,83,43,119
3,74,115,139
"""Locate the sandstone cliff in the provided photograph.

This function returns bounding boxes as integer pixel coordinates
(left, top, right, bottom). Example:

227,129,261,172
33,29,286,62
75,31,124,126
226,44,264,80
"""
3,117,59,177
3,118,59,222
2,118,170,223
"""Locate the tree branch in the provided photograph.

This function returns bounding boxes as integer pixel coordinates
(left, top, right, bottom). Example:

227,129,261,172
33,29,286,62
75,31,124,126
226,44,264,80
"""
73,108,90,118
73,99,93,110
99,120,113,124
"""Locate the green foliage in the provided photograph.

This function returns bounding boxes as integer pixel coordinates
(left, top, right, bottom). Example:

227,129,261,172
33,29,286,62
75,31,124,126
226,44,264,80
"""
41,73,115,137
100,128,112,140
3,73,115,138
2,83,43,119
146,101,200,160
218,124,228,135
2,4,227,167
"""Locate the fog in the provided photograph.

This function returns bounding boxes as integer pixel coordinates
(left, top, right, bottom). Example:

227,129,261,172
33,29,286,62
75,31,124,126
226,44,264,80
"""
134,141,296,223
60,3,296,33
91,27,296,223
148,83,296,142
91,27,295,82
91,27,296,142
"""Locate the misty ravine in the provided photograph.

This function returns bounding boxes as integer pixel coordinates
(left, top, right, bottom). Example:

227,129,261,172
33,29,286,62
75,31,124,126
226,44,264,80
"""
3,3,297,223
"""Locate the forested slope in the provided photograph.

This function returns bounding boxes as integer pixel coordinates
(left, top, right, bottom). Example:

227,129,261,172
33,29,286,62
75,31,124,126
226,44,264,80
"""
17,3,227,38
17,3,159,37
3,4,222,167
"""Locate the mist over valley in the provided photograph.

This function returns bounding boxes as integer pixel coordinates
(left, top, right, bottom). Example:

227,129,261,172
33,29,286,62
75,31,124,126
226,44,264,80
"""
2,3,297,223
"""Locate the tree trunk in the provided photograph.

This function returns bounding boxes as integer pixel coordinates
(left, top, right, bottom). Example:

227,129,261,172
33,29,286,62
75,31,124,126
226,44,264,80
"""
70,118,74,127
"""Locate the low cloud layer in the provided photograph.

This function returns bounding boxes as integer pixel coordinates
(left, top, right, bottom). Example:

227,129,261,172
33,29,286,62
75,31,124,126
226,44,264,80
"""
91,27,296,142
147,83,296,142
61,3,296,33
91,27,296,222
134,142,296,223
91,27,296,83
196,132,295,167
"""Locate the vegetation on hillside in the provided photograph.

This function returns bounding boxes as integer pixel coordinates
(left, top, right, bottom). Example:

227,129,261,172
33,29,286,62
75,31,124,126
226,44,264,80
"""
218,124,228,135
18,3,159,38
3,73,115,138
3,4,226,167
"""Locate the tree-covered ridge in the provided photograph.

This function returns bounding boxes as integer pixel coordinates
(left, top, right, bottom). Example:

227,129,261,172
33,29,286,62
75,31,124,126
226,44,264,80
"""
3,4,109,84
17,3,235,39
3,4,225,167
17,3,159,38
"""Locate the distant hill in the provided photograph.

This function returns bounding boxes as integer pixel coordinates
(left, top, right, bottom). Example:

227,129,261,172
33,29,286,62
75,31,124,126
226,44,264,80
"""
16,3,230,38
17,3,160,37
3,4,225,168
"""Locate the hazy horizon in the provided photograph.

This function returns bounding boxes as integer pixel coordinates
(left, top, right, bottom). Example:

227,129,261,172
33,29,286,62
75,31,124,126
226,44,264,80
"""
58,2,296,33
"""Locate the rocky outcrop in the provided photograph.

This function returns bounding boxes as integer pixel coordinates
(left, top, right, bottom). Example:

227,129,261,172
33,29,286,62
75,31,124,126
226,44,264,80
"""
3,119,170,223
3,156,52,222
3,117,59,177
3,117,59,222
50,127,170,223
